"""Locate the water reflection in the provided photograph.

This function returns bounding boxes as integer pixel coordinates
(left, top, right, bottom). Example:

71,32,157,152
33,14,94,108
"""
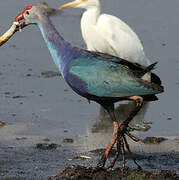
92,102,151,134
76,101,179,155
77,102,151,152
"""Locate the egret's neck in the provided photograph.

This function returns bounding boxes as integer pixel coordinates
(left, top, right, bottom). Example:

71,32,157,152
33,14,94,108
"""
81,6,100,26
37,15,75,75
81,6,100,49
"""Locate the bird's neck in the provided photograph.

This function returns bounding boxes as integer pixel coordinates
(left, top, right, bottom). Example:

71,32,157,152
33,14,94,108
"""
37,15,76,75
82,7,100,26
81,6,100,49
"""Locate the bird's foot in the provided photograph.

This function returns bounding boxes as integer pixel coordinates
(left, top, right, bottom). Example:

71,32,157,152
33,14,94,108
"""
107,124,142,170
97,154,107,169
118,125,142,170
97,125,142,170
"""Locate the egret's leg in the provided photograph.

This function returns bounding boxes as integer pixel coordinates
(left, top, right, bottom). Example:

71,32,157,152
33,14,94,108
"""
97,111,119,167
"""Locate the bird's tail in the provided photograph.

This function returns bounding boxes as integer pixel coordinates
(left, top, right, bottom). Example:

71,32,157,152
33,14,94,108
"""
143,62,158,74
134,62,157,80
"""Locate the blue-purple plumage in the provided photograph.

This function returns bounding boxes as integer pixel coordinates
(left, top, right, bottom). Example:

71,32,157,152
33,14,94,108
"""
20,6,163,103
38,16,77,72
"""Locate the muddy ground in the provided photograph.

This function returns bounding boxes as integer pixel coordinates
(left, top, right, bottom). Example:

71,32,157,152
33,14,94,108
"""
0,0,179,179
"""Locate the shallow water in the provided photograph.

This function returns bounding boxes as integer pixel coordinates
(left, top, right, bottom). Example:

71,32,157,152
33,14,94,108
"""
0,0,179,179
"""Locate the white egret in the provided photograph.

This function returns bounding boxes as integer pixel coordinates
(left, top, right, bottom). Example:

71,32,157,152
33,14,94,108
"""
59,0,151,69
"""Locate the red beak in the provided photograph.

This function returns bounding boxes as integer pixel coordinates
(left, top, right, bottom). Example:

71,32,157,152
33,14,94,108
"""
14,11,28,29
14,6,32,22
14,12,24,22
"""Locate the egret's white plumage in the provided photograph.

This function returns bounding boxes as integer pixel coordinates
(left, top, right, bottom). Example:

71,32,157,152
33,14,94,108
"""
59,0,151,67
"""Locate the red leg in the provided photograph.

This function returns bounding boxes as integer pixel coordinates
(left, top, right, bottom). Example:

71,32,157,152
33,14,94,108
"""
121,137,125,170
116,96,143,169
108,140,121,169
123,136,142,170
97,111,119,167
98,96,143,169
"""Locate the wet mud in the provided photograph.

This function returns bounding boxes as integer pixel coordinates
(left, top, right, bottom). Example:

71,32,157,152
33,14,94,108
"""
49,165,178,180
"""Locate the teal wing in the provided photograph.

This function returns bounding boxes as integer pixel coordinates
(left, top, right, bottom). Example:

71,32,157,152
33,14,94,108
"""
69,57,162,98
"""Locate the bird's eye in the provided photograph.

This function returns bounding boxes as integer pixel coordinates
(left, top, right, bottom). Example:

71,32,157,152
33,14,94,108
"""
26,11,30,15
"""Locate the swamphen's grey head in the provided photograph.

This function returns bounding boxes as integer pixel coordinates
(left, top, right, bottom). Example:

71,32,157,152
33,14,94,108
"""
14,6,47,26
